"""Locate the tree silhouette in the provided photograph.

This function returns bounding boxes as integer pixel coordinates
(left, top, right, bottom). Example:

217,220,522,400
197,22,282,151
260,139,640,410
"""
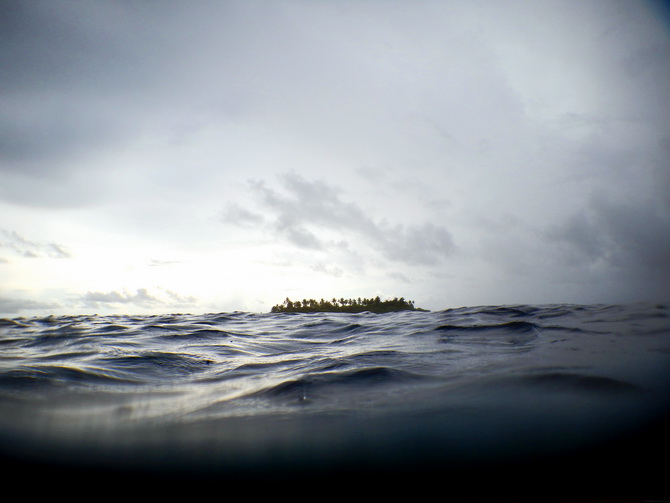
270,296,426,313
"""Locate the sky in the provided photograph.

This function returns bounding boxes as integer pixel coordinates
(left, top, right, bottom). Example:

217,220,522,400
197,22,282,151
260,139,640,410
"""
1,0,669,316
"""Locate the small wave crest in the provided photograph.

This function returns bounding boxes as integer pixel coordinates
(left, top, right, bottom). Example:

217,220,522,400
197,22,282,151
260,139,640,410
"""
250,366,426,406
0,364,138,389
99,351,216,382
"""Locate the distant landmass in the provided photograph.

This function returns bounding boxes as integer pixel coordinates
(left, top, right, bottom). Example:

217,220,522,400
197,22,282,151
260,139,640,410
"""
270,296,428,313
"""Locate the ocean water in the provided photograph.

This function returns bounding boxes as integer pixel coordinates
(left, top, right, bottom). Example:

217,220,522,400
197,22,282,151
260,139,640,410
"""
1,303,669,498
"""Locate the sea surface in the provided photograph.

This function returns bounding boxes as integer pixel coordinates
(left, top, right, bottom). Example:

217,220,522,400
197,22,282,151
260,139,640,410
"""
1,303,669,498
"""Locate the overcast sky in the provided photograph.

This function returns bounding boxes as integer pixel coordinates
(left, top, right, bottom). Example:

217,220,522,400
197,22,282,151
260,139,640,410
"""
1,0,669,316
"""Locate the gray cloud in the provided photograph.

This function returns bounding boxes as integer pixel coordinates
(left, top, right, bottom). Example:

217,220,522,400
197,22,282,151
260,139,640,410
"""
83,289,159,306
0,0,238,199
220,203,266,229
0,229,71,259
589,196,670,272
544,192,670,300
227,172,456,266
1,3,139,169
82,288,197,309
0,296,61,315
310,262,344,278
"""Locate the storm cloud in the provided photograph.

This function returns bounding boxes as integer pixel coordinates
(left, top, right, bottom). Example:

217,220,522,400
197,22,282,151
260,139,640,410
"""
545,192,670,299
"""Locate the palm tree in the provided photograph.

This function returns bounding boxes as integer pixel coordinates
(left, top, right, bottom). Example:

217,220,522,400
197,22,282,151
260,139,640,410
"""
270,294,422,313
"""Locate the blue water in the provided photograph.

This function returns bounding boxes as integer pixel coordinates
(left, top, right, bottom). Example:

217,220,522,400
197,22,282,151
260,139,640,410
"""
1,303,669,498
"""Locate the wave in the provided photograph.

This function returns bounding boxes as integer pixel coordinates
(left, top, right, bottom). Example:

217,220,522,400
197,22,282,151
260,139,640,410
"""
249,365,428,408
99,351,216,381
0,302,669,490
0,364,138,388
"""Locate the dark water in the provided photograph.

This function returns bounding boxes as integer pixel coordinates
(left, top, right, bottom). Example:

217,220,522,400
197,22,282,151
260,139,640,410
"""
1,303,669,499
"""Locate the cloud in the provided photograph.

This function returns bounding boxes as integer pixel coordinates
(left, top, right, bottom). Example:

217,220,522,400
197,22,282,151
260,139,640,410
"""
82,288,197,309
0,229,71,259
220,203,265,229
0,1,238,207
226,172,456,267
550,197,670,271
0,3,136,170
0,296,61,315
544,192,670,300
310,262,344,277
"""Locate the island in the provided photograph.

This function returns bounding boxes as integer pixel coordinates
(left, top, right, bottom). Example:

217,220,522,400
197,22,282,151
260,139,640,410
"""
270,296,428,314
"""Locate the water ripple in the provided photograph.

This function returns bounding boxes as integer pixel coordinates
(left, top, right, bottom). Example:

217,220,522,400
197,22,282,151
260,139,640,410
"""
0,302,668,467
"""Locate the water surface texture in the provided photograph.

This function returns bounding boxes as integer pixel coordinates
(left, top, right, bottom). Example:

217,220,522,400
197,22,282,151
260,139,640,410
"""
1,303,669,497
